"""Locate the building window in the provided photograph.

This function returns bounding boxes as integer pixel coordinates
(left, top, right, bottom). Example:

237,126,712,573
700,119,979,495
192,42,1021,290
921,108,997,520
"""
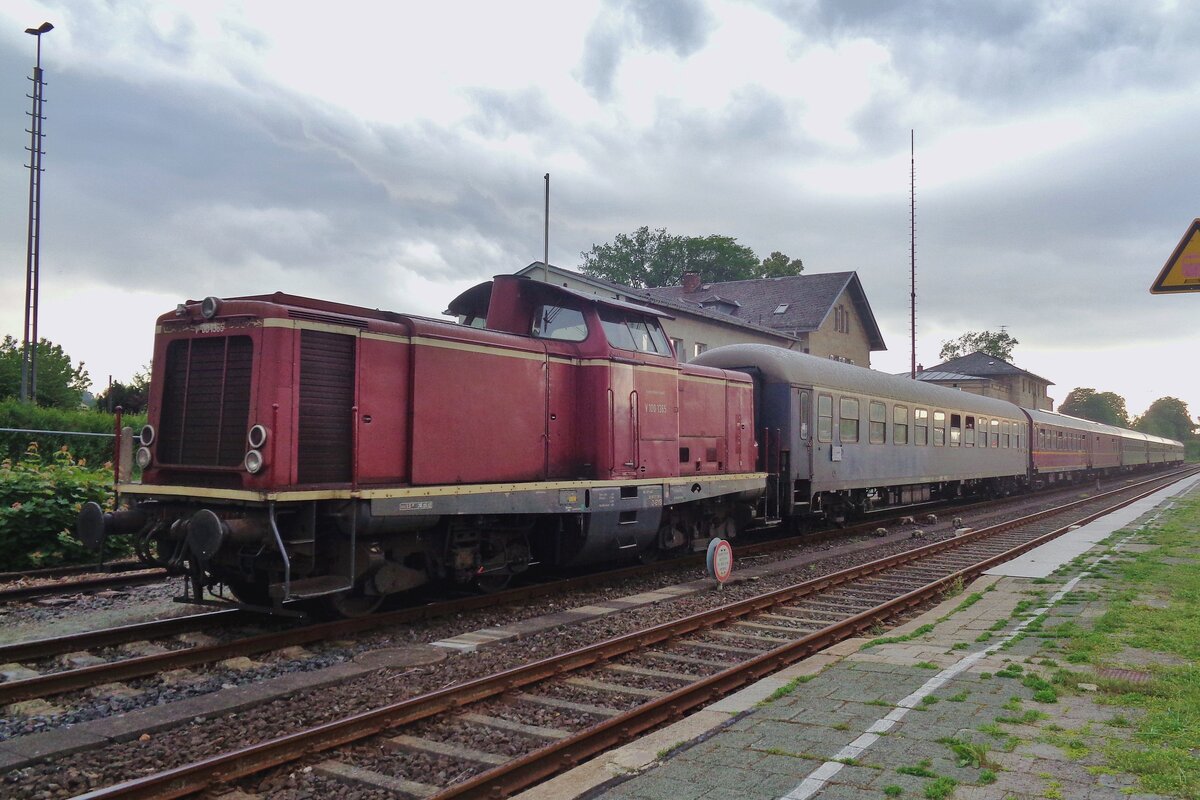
833,304,850,334
839,397,860,443
869,401,886,444
774,303,789,314
671,338,684,361
693,342,707,359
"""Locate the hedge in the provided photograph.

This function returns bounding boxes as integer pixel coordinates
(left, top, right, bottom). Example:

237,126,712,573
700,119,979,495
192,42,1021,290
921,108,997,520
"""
0,398,146,467
0,444,130,570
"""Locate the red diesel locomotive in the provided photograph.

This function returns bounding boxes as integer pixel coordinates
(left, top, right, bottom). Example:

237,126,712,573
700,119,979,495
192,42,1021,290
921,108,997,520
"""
77,276,764,613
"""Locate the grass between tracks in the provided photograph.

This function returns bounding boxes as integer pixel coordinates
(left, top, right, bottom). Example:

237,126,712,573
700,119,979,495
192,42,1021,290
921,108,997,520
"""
1048,492,1200,797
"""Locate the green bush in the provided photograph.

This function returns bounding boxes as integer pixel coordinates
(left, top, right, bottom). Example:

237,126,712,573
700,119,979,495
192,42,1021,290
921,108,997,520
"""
0,443,127,570
0,398,146,467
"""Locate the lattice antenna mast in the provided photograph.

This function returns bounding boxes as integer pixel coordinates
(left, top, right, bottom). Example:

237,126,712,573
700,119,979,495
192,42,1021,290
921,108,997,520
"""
20,22,53,404
910,130,917,379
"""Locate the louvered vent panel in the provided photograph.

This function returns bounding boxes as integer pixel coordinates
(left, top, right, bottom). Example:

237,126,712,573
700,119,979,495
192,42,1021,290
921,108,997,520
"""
297,330,355,484
157,337,253,466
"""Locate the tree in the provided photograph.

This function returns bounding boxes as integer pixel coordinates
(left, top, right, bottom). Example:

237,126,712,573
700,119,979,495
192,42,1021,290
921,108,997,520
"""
1059,388,1130,427
761,251,804,278
579,226,804,288
1133,397,1196,442
0,336,91,409
94,365,151,414
938,330,1019,363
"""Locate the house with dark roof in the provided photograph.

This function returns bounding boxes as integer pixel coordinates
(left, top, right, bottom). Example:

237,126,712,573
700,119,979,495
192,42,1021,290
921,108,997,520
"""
515,263,887,368
909,351,1054,411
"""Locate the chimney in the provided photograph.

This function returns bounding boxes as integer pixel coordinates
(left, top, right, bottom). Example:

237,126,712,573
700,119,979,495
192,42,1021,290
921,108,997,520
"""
917,363,924,372
682,272,701,293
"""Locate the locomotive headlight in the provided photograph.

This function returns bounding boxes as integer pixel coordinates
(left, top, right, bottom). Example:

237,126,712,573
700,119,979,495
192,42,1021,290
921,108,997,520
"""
134,447,152,469
244,449,264,474
201,296,221,319
139,424,155,446
247,424,268,449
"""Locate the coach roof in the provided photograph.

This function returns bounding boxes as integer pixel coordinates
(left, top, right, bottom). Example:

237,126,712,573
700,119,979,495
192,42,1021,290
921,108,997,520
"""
694,343,1024,419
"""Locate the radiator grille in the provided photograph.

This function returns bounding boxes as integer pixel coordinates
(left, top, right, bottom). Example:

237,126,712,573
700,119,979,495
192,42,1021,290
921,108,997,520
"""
297,330,356,484
158,336,253,466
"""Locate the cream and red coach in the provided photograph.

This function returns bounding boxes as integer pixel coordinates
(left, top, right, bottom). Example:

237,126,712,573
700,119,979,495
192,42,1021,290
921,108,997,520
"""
77,276,764,613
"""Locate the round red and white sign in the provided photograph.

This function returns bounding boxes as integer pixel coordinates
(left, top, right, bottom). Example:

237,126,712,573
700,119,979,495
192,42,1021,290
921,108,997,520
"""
706,538,734,584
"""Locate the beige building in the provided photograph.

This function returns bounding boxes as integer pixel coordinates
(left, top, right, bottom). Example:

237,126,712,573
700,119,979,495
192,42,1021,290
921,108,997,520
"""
909,352,1054,411
515,263,886,368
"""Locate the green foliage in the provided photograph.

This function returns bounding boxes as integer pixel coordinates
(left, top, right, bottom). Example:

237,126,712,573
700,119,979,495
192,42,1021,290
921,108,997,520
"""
578,226,802,288
0,444,122,570
93,365,151,414
937,330,1019,362
1059,388,1130,427
0,335,91,409
0,398,145,465
1132,396,1195,443
922,776,957,799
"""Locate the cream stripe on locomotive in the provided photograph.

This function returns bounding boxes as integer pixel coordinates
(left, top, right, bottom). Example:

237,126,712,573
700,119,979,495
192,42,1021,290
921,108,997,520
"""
117,472,769,504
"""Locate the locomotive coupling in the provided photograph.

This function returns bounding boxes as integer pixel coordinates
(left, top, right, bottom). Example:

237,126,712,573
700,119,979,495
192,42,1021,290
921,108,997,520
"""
76,502,148,551
184,510,271,567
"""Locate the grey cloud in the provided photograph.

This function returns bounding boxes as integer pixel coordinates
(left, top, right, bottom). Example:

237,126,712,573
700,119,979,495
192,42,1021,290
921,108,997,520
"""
578,17,625,101
463,87,556,138
627,0,713,57
577,0,714,100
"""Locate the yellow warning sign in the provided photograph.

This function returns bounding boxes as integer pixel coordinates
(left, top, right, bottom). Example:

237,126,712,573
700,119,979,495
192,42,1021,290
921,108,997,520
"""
1151,218,1200,294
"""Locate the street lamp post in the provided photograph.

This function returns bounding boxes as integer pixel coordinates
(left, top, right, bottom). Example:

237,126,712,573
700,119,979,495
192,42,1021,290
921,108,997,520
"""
20,21,53,404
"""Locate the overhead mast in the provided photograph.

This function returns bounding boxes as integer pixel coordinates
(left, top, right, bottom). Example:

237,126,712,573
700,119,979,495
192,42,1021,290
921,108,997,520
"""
543,172,550,283
910,130,917,380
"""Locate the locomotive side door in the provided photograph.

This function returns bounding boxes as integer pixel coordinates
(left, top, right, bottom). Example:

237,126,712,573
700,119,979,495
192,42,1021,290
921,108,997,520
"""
608,362,638,478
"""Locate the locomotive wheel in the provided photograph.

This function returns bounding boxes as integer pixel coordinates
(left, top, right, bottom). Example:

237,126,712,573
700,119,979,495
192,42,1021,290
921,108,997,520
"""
475,571,513,593
225,578,271,608
327,585,386,617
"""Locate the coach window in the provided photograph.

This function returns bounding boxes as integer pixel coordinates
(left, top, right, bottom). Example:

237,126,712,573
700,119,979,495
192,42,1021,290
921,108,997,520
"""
894,405,909,445
933,411,946,446
991,419,1000,447
869,401,886,444
978,417,987,448
915,408,928,445
950,414,962,446
965,416,977,446
839,397,860,443
817,394,833,442
532,305,589,342
1002,420,1011,448
799,392,810,440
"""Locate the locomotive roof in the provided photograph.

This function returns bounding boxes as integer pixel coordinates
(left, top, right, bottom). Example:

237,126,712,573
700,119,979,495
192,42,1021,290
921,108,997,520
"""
444,278,675,320
694,343,1023,418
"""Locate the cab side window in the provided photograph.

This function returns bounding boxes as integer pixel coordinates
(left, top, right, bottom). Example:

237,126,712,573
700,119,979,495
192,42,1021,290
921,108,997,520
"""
532,305,588,341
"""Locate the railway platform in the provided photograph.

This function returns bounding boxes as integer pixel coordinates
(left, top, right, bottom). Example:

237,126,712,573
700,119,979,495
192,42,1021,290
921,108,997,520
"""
522,474,1200,800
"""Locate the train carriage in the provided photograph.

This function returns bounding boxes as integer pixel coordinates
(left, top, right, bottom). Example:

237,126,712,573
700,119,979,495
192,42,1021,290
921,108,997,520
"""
694,344,1029,522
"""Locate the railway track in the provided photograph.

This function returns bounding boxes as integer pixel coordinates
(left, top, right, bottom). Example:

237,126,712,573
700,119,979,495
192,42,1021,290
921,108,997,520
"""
0,472,1147,707
58,466,1196,800
0,567,168,605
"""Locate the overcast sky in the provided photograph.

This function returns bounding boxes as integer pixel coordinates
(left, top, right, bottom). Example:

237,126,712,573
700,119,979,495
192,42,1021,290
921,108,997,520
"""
0,0,1196,422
